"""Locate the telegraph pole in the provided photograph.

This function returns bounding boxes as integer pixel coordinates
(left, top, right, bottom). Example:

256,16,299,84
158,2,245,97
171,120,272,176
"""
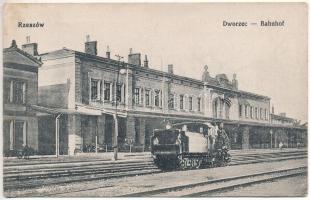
113,54,123,161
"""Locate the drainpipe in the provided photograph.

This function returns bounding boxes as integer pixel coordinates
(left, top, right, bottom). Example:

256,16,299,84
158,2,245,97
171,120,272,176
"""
55,114,62,157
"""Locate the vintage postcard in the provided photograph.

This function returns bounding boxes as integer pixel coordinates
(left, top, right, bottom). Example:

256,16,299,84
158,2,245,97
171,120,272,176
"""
2,2,308,197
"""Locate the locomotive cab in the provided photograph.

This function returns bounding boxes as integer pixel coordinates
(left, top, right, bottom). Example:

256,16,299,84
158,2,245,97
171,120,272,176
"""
151,129,188,156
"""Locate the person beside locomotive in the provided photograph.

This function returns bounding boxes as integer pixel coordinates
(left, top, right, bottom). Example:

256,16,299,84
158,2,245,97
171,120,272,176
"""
205,122,218,151
214,122,231,150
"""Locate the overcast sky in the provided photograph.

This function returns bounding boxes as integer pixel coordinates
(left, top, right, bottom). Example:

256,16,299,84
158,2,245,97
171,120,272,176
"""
3,3,308,122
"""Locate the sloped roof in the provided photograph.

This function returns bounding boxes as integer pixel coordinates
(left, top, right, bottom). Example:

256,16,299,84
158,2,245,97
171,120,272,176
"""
270,113,296,122
3,46,42,66
40,47,270,100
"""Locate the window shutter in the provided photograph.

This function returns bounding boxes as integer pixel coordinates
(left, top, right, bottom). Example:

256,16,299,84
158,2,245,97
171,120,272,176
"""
23,122,27,146
122,84,125,103
184,95,188,110
88,78,91,102
97,80,101,101
150,90,153,106
101,80,105,102
174,94,177,109
193,96,196,112
140,88,143,105
144,88,147,107
110,83,113,102
160,90,162,107
10,81,13,103
9,121,14,150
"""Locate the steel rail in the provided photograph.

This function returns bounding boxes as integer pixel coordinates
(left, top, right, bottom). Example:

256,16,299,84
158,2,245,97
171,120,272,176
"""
4,151,307,192
4,152,306,178
120,166,307,197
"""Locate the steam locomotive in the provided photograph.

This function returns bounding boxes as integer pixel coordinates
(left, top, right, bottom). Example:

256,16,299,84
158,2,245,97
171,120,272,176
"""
150,122,231,170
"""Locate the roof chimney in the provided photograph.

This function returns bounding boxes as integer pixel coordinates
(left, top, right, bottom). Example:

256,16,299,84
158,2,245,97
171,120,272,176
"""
106,45,111,59
84,35,97,56
22,36,38,56
128,48,141,66
168,64,174,74
144,55,149,68
11,40,17,48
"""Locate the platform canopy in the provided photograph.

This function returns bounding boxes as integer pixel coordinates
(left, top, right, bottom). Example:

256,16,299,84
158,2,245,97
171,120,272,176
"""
29,105,102,116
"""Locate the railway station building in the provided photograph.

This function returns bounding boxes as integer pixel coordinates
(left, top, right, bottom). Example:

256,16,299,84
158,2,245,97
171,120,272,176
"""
3,38,307,156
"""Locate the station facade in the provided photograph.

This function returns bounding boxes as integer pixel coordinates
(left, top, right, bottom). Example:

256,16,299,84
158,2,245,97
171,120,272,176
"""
3,38,307,156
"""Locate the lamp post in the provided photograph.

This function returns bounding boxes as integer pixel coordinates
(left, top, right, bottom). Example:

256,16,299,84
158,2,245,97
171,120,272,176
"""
113,55,125,161
55,113,62,158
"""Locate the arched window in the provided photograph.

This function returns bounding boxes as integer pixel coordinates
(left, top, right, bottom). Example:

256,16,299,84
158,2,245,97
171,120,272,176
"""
223,97,231,119
224,102,230,119
212,98,218,118
212,97,222,118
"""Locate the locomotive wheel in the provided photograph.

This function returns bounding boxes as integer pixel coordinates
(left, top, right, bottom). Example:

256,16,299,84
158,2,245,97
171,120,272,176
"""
187,158,201,169
190,158,197,169
178,159,187,170
195,159,202,169
177,156,204,170
177,155,187,170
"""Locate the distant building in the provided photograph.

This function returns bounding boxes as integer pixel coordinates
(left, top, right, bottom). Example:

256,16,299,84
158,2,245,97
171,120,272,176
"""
3,40,42,153
271,113,300,126
269,110,306,148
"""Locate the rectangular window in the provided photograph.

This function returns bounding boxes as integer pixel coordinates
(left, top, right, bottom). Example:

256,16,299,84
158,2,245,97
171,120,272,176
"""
197,97,201,112
180,95,184,110
260,108,263,119
255,107,258,119
264,109,267,120
12,80,26,104
104,82,111,101
5,120,27,150
14,121,25,149
168,94,174,109
3,121,11,151
189,97,193,111
91,79,101,101
239,104,242,117
116,84,122,102
4,80,11,103
145,89,150,106
134,88,140,105
245,105,248,118
154,90,160,107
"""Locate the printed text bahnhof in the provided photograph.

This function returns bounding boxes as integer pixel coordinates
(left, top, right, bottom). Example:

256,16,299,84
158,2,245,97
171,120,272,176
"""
223,20,285,27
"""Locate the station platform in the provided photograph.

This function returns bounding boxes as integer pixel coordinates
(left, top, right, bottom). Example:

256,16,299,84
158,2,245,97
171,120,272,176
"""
3,148,307,166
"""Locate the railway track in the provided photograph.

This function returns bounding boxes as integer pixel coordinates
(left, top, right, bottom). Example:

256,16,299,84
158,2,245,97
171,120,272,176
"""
3,150,307,191
121,166,307,197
